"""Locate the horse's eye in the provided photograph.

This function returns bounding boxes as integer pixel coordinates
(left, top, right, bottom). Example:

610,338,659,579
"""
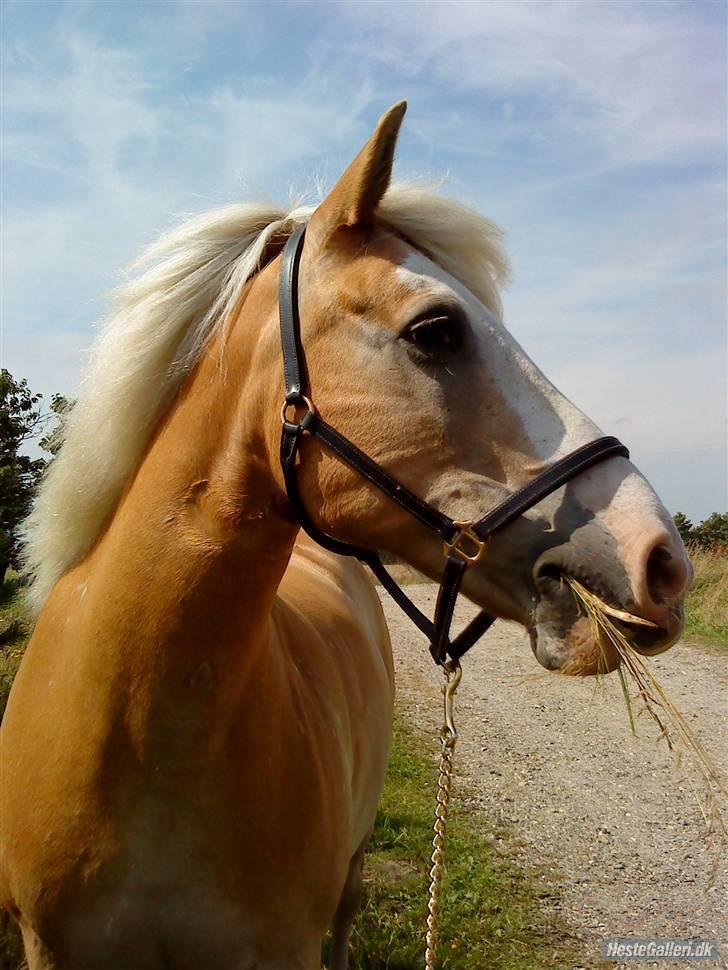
403,315,462,353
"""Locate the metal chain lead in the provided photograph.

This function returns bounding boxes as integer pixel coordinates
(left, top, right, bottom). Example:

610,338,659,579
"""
425,660,462,970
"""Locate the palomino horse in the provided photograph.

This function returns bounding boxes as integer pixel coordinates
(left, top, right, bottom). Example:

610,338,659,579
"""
0,103,690,969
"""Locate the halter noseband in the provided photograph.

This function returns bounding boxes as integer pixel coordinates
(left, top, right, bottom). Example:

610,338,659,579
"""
278,224,629,666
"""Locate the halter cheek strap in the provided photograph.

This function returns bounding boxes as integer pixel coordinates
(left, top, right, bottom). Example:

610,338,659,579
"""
278,224,629,666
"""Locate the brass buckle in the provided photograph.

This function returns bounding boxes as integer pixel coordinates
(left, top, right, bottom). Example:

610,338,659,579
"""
443,520,488,565
280,395,316,427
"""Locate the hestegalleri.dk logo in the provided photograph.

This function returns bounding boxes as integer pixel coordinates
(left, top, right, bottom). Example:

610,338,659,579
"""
601,938,720,961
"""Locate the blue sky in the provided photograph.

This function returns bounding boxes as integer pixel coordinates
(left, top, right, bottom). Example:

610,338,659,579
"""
2,0,725,522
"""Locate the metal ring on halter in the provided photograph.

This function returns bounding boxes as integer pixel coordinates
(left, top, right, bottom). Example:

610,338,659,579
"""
280,395,316,427
442,520,488,565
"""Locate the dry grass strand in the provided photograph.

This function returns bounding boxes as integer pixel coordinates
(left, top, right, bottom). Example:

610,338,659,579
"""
565,576,727,849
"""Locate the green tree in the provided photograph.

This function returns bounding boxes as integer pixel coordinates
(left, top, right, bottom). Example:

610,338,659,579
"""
692,512,728,550
0,370,46,578
673,512,694,545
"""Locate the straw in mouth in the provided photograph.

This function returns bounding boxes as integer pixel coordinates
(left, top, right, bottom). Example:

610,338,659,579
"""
592,600,660,629
565,575,727,851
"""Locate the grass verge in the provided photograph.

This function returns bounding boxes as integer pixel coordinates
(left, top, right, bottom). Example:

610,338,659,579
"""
684,545,728,650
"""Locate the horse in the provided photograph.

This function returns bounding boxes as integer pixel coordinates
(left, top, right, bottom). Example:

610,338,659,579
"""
0,102,690,969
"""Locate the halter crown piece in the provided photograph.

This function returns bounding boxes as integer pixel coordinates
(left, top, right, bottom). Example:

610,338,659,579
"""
278,224,629,666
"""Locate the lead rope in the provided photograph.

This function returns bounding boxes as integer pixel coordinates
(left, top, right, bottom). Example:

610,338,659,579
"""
424,660,462,970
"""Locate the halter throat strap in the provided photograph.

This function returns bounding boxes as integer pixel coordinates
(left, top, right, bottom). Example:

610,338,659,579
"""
278,224,629,665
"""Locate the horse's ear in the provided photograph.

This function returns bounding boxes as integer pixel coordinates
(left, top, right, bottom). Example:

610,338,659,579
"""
307,101,407,246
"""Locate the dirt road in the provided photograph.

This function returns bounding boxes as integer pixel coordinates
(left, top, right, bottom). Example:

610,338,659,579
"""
378,586,727,969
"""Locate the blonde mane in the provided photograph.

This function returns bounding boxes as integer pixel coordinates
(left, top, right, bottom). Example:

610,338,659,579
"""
23,185,509,612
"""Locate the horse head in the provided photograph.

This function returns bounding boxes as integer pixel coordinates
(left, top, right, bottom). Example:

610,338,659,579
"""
256,102,691,675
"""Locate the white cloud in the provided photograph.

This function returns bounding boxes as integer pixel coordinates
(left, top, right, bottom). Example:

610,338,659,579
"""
547,342,726,453
338,0,725,164
549,339,727,522
500,175,726,342
1,23,377,402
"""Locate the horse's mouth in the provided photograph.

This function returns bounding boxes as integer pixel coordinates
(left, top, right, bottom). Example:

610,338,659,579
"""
611,607,683,653
530,566,682,675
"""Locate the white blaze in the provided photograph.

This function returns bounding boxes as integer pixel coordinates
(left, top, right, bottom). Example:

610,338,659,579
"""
396,251,601,463
395,249,680,577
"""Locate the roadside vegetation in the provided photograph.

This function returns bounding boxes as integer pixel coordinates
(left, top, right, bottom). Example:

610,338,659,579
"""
672,511,727,648
683,543,728,649
1,369,70,581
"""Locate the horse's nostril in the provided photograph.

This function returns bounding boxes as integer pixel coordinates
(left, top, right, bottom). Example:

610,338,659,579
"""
646,543,688,603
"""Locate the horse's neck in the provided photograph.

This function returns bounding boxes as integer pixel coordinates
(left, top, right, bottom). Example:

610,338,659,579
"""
57,286,294,747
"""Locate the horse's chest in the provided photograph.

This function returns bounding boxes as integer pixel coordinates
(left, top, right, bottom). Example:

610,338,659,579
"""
25,809,327,970
45,885,317,970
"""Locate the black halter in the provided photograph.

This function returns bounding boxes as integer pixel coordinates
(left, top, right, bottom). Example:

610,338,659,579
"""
279,224,629,666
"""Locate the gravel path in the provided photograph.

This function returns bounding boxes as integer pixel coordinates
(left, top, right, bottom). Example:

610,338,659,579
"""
378,586,727,970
